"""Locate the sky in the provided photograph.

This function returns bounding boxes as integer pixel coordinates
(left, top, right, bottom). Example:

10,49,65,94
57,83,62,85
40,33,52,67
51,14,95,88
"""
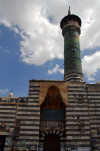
0,0,100,97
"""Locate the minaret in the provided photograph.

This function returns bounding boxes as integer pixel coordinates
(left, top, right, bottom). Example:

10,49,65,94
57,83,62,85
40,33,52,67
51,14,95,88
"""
60,7,83,82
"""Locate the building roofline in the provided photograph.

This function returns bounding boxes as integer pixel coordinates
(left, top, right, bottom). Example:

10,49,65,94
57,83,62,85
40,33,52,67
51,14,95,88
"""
29,79,65,82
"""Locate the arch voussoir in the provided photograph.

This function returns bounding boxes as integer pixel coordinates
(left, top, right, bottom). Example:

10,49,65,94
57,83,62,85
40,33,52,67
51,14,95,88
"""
0,123,12,132
41,129,63,137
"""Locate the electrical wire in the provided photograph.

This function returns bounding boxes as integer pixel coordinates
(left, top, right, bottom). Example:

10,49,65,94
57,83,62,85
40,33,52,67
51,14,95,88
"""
0,78,100,86
0,80,29,86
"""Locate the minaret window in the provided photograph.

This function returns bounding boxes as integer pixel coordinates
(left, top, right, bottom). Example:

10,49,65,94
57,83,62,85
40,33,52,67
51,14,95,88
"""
73,50,74,53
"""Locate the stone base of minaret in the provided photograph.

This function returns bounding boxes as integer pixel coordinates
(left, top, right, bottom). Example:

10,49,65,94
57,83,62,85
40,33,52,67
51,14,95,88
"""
64,71,84,82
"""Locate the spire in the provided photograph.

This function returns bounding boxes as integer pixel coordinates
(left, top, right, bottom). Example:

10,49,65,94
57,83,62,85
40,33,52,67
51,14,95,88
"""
68,6,71,15
8,89,13,97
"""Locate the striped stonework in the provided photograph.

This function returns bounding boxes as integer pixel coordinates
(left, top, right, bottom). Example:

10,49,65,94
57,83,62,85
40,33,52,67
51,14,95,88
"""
1,82,100,151
12,83,40,150
0,97,17,151
88,84,100,151
39,128,65,149
65,84,91,149
0,91,40,151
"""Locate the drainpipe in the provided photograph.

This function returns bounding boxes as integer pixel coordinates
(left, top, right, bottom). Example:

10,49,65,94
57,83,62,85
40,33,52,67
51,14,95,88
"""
37,142,38,151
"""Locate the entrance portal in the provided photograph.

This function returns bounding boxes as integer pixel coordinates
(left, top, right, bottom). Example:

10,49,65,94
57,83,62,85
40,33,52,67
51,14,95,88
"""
0,135,6,151
44,134,60,151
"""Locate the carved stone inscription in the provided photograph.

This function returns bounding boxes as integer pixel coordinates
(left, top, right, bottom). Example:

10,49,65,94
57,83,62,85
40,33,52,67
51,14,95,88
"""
47,122,58,127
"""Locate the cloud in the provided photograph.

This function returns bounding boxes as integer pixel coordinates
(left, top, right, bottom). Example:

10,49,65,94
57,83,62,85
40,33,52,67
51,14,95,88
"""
0,89,8,94
0,0,100,67
48,64,64,75
0,29,2,36
82,51,100,81
3,50,9,53
0,46,9,53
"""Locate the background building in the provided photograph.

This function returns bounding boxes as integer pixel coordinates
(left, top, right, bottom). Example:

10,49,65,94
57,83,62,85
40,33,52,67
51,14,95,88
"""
0,7,100,151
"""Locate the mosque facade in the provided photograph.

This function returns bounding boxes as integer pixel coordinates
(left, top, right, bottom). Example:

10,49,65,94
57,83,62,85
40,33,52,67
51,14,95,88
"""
0,7,100,151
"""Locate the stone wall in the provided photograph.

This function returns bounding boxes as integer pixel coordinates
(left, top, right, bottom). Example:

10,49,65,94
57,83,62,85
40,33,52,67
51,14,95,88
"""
88,84,100,151
0,81,100,151
66,83,91,150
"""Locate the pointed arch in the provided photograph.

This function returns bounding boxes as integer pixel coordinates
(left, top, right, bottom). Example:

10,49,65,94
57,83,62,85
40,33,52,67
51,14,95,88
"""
41,85,66,109
38,82,68,106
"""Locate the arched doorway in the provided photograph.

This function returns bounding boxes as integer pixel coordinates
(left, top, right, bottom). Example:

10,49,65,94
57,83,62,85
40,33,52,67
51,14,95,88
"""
44,134,60,151
40,86,66,150
0,128,6,151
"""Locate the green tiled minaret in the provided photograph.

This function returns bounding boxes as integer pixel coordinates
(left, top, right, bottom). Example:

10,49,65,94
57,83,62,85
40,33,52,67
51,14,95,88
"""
60,7,83,82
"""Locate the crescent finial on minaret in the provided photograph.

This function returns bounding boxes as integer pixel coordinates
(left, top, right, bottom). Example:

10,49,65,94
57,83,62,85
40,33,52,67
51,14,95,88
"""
68,6,71,15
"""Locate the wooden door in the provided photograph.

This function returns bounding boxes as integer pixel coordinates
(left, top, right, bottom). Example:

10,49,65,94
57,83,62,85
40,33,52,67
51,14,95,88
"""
44,134,60,151
0,135,6,151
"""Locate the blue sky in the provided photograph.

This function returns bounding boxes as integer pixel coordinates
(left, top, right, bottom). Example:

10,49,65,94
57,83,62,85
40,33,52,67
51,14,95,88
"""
0,0,100,97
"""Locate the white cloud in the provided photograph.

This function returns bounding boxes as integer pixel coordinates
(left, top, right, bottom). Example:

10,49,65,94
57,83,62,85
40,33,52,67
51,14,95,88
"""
0,89,8,94
3,50,9,53
0,0,100,70
0,46,9,53
48,64,64,75
0,29,2,36
82,51,100,81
